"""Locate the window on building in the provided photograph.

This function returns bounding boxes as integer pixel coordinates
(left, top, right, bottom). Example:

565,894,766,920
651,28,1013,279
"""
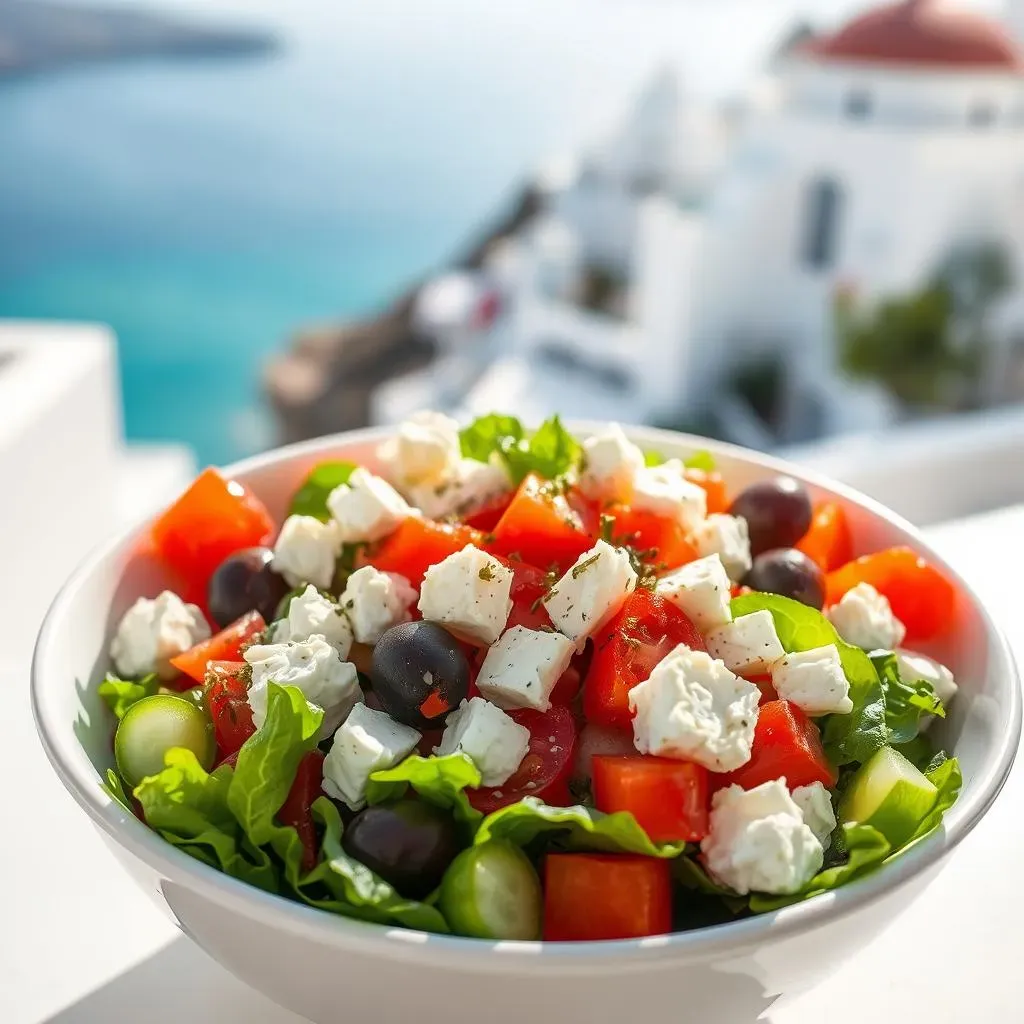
845,90,872,120
800,177,844,271
969,102,996,128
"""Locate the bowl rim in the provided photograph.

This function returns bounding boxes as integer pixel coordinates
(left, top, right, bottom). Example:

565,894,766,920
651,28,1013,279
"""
31,422,1022,968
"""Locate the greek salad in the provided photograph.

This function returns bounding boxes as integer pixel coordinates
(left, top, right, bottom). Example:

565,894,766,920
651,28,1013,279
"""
99,413,962,942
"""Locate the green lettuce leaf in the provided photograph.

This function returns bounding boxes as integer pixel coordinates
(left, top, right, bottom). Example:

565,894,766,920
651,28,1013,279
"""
289,461,357,520
893,733,939,771
900,756,962,851
643,449,665,466
684,450,716,472
295,798,450,932
474,797,686,858
749,823,891,912
366,754,483,827
460,413,524,462
871,652,944,745
98,673,158,719
227,682,323,856
731,593,887,765
134,749,280,891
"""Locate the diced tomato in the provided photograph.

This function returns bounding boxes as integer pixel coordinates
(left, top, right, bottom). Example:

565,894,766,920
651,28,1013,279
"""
549,663,582,706
204,661,256,758
488,474,596,575
500,558,554,632
685,468,729,515
277,751,325,874
605,504,699,571
722,700,837,791
592,756,709,842
467,705,577,813
464,492,513,532
149,468,275,609
746,673,779,704
365,516,483,587
543,854,672,941
797,502,853,573
825,545,957,643
584,590,706,730
170,611,266,684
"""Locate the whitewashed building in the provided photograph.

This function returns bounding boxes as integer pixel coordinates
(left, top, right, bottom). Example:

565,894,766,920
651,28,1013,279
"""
373,0,1024,449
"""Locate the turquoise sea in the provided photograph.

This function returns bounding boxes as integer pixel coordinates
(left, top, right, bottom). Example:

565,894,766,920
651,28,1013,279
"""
0,0,906,465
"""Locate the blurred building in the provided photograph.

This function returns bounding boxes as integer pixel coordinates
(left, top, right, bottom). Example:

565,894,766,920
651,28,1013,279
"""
373,0,1024,449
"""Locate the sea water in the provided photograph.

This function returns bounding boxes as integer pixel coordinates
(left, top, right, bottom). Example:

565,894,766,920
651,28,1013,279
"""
0,0,883,465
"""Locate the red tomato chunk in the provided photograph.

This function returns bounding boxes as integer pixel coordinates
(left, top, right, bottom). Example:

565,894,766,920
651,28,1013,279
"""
170,611,265,684
278,751,325,874
543,854,672,941
205,661,256,759
366,516,483,587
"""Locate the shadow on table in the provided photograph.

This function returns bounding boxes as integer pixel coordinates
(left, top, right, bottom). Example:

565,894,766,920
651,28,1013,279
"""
46,936,305,1024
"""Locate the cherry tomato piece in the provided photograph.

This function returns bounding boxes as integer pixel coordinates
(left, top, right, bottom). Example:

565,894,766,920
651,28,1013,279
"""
366,517,483,587
797,502,853,573
170,611,266,684
204,661,255,758
277,751,325,874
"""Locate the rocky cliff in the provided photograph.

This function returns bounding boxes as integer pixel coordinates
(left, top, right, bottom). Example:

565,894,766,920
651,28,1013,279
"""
264,184,543,444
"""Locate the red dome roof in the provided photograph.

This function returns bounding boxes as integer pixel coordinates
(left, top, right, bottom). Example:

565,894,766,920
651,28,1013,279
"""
806,0,1023,73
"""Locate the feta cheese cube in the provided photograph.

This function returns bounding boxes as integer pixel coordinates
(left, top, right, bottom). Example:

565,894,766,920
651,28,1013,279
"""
792,781,837,849
631,459,707,532
110,590,211,680
706,610,786,676
418,544,513,645
771,644,853,716
272,515,342,591
895,649,957,707
406,456,511,521
543,539,638,646
271,584,353,658
244,634,360,732
321,703,421,810
578,423,645,502
377,410,462,486
700,780,824,895
434,696,530,786
327,468,412,545
476,625,576,711
656,554,733,632
826,582,906,652
689,514,752,582
340,566,417,645
628,646,760,772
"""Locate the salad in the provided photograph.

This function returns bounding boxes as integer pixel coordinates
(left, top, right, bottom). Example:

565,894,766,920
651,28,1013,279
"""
99,412,962,942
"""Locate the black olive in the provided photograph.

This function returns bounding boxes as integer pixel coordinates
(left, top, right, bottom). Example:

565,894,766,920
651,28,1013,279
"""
743,548,825,610
371,621,469,729
207,546,291,628
342,799,461,899
729,477,813,556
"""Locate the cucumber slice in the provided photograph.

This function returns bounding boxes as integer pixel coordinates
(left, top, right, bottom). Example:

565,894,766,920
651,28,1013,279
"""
439,841,542,940
114,694,216,788
839,746,938,850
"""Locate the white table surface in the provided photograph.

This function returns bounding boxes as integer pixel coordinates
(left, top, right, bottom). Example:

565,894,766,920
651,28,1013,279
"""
5,505,1023,1024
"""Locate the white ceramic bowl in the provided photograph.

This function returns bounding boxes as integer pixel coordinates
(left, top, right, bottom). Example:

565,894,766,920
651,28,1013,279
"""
32,425,1021,1024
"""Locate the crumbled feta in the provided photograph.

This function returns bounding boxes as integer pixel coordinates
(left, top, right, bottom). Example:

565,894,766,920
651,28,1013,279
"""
689,514,752,582
270,584,353,657
631,459,707,532
771,644,853,716
628,646,760,772
792,782,837,849
321,702,421,810
543,539,638,646
656,553,733,632
406,456,511,521
418,544,513,645
377,410,462,486
706,610,786,676
327,468,412,545
701,780,824,895
110,591,211,680
434,696,530,786
272,515,341,590
826,583,906,652
244,634,360,732
476,625,575,712
578,423,645,502
339,565,417,645
896,649,957,734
